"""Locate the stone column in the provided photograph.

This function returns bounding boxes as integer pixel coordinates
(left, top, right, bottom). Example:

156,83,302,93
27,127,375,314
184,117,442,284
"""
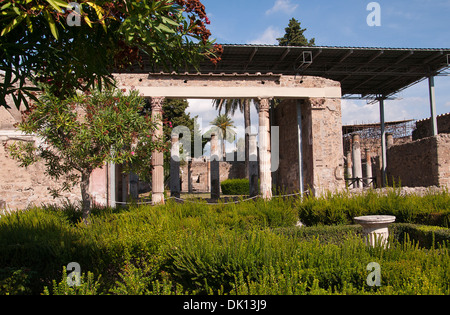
151,97,165,205
346,151,353,187
352,134,363,188
365,149,373,188
129,173,139,200
258,98,272,200
386,133,394,148
170,134,181,199
248,134,259,197
210,133,220,200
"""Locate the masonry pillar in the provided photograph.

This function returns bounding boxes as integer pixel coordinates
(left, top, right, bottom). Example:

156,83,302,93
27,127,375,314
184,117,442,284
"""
352,134,363,188
346,151,353,187
210,133,220,200
386,133,394,148
151,97,165,205
129,173,139,200
365,149,373,188
170,134,181,199
258,98,272,200
248,134,259,197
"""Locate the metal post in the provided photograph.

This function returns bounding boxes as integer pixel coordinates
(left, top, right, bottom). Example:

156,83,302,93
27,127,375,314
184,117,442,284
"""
429,76,438,136
379,97,387,187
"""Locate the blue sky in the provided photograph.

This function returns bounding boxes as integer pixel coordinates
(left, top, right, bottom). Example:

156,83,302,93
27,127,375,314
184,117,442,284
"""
187,0,450,151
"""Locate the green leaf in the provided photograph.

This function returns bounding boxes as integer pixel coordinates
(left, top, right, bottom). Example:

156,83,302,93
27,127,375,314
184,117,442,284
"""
1,14,26,36
161,16,180,27
45,0,64,12
0,2,12,10
156,23,175,34
44,11,59,39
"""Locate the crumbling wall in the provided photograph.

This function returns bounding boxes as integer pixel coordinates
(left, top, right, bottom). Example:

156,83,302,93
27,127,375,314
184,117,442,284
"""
0,133,82,210
386,134,450,187
274,99,300,193
437,134,450,187
274,97,345,195
306,98,345,194
413,113,450,140
180,159,245,193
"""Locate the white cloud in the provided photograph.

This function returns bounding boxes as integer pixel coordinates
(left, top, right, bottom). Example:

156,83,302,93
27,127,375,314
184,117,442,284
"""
266,0,298,15
248,26,283,45
342,97,431,126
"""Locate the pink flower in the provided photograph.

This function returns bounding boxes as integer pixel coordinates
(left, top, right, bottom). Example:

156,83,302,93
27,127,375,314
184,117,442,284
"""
131,151,135,156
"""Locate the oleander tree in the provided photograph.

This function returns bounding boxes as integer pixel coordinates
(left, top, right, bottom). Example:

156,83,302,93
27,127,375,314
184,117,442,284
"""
0,0,223,109
5,87,165,221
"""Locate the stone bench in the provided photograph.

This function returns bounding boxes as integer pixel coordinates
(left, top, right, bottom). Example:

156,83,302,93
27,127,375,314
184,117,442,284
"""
354,215,396,247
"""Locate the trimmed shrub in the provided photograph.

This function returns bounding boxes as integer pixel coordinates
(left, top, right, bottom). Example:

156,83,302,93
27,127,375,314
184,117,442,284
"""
221,179,250,195
391,223,450,249
297,188,450,227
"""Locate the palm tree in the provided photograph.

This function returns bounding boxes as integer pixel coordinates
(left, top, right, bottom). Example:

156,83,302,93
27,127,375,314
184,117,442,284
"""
212,99,258,177
209,114,236,159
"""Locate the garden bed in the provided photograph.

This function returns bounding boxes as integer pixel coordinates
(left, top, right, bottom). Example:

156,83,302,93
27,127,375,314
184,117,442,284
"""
0,189,449,295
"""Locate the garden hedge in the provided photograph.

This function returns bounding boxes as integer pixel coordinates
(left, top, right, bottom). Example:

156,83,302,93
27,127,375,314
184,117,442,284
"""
221,179,250,195
0,191,449,295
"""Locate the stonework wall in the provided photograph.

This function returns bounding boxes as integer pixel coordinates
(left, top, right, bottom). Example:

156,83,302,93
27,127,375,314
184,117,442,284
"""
0,134,82,210
413,113,450,140
180,158,245,193
274,97,345,194
386,134,450,187
306,98,345,194
274,99,300,193
437,134,450,187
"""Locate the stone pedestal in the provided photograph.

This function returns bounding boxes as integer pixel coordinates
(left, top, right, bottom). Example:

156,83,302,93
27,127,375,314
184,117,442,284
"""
354,215,396,247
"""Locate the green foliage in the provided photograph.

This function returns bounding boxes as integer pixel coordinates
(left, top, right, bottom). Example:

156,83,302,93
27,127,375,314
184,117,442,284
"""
5,88,164,218
0,268,34,295
43,267,101,295
221,179,250,195
297,188,450,227
277,18,315,47
0,0,219,109
0,192,450,295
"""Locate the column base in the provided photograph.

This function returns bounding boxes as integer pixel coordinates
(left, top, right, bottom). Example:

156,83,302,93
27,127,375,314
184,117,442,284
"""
152,193,165,205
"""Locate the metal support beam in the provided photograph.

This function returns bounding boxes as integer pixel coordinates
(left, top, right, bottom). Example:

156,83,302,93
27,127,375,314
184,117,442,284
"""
379,97,387,187
428,76,439,136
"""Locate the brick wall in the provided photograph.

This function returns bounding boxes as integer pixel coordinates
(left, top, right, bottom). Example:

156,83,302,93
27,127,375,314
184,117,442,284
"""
437,134,450,187
180,158,245,193
386,134,450,187
274,97,345,194
0,134,82,210
413,113,450,140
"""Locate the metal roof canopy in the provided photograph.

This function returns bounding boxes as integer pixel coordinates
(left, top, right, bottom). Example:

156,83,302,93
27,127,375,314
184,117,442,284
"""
191,45,450,99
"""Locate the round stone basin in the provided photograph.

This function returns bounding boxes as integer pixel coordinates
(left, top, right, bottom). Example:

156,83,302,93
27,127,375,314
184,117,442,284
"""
354,215,396,247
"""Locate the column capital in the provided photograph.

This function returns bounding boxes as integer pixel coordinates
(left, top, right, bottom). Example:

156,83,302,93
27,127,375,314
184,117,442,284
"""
150,97,165,111
258,97,272,112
